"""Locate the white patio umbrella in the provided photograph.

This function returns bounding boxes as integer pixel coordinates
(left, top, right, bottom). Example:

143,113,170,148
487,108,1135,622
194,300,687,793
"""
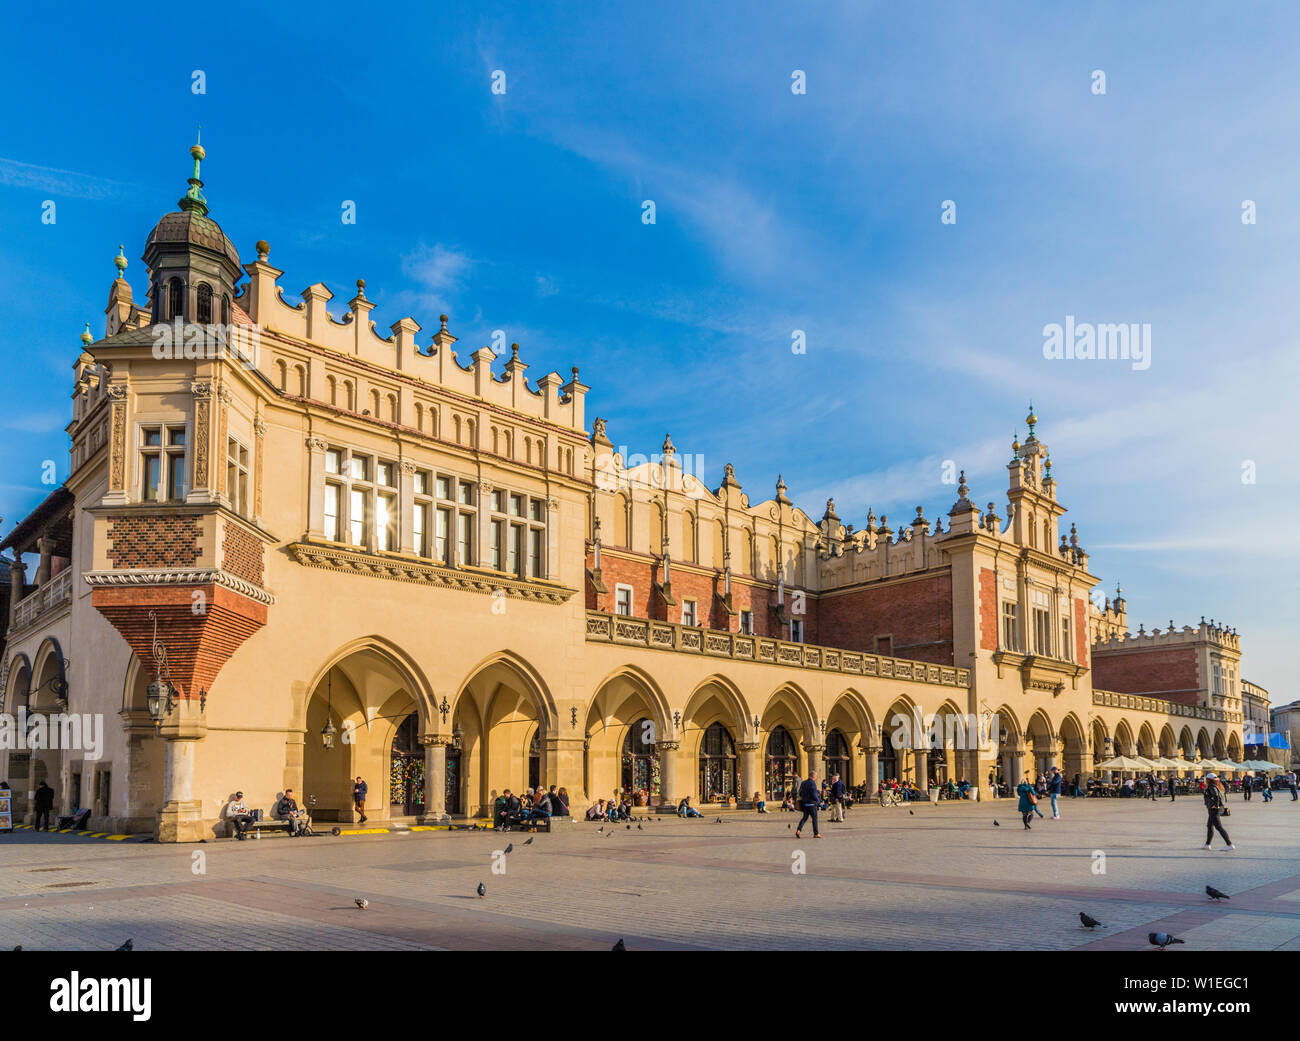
1095,755,1147,770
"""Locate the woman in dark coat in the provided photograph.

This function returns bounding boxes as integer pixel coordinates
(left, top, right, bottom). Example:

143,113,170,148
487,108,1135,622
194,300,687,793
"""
1202,774,1234,850
1016,779,1037,830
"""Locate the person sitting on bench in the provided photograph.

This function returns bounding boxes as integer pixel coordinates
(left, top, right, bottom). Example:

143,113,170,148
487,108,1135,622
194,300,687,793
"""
226,792,253,840
274,788,309,836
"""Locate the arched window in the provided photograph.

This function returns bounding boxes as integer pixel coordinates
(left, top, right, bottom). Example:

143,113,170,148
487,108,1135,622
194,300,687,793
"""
698,722,737,802
683,512,697,563
222,294,231,325
621,718,659,797
528,730,541,790
196,283,213,324
744,530,755,575
765,725,799,800
713,520,726,569
168,278,183,320
649,503,664,555
826,728,851,785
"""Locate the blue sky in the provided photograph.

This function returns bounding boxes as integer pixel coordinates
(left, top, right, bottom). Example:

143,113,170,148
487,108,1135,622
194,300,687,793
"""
1,1,1296,691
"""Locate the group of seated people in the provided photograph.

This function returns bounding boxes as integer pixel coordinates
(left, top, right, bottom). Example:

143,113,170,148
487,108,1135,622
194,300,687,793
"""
585,793,639,821
224,789,313,838
495,786,571,828
877,778,925,801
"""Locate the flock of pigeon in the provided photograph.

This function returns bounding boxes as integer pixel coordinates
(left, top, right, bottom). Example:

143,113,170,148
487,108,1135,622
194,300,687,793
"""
1078,886,1231,948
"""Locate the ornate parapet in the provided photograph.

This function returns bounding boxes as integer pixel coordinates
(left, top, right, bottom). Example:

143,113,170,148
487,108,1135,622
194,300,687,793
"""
1092,688,1241,726
584,610,969,689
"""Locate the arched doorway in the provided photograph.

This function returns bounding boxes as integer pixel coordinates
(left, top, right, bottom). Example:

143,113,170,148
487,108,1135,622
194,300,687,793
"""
621,718,659,798
699,722,737,802
390,714,425,817
528,731,541,791
825,728,852,785
766,725,798,800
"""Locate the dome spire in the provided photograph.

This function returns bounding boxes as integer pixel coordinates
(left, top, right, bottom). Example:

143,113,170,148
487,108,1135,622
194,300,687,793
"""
114,243,128,280
179,128,208,216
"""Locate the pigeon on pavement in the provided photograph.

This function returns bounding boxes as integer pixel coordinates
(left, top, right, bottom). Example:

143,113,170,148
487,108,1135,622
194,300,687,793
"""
1205,885,1229,901
476,882,486,898
115,939,133,952
524,836,534,845
993,820,1000,827
612,938,626,951
504,842,513,854
355,898,369,910
1148,932,1184,949
1079,912,1102,929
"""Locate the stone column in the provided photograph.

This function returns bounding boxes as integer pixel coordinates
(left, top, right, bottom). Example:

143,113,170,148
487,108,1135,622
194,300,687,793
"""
398,461,417,555
156,700,207,843
864,746,880,790
35,536,54,587
103,382,130,506
252,415,267,524
804,744,825,782
422,737,449,820
912,748,929,787
738,742,760,804
305,438,328,539
8,558,26,624
658,741,681,807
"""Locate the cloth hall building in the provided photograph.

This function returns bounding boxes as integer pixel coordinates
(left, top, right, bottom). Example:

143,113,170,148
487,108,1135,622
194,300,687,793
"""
0,145,1251,840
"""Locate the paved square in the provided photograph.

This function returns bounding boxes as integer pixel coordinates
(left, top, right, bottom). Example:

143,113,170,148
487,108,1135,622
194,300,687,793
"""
2,795,1297,951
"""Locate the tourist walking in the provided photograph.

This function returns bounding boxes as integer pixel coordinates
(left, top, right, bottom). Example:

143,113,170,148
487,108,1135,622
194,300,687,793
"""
1017,778,1037,830
829,773,845,822
1048,767,1063,819
1242,772,1252,801
1288,771,1298,801
1202,773,1234,851
352,776,368,823
33,781,55,832
1146,771,1158,800
794,772,822,839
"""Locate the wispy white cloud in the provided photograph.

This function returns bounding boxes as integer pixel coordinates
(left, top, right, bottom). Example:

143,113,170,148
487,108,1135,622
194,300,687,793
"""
0,157,131,200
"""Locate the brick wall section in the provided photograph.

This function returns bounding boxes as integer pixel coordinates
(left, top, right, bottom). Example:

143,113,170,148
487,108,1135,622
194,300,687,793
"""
818,571,954,665
585,549,814,639
92,583,267,698
107,514,201,569
1091,645,1201,705
979,568,998,651
221,519,265,587
1073,598,1089,667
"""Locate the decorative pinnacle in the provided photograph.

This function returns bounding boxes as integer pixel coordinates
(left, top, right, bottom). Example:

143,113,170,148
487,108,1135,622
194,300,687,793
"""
957,470,969,499
80,322,93,346
179,129,208,216
1025,402,1038,437
114,244,127,279
255,240,270,261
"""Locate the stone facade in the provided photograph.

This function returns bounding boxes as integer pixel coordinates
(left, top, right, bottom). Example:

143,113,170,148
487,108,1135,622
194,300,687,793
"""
0,144,1253,839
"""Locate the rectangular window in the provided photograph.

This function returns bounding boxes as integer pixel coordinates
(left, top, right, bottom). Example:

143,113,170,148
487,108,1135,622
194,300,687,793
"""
510,493,523,517
377,492,397,551
509,523,523,577
529,498,543,522
349,488,366,547
324,483,341,541
413,501,427,556
875,635,892,657
615,585,633,616
458,481,474,506
1060,617,1072,662
325,449,341,475
140,424,187,502
491,519,504,570
435,507,451,564
413,470,427,495
491,490,504,513
681,599,698,626
349,455,368,481
436,475,450,500
529,526,543,578
739,610,754,635
789,619,804,643
377,461,394,487
1002,602,1019,652
456,511,474,566
226,437,249,516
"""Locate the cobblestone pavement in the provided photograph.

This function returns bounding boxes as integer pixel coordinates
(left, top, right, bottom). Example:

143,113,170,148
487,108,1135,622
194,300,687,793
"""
2,796,1298,951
